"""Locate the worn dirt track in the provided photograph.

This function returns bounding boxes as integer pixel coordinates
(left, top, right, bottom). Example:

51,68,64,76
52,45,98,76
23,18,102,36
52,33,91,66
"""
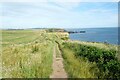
50,44,67,79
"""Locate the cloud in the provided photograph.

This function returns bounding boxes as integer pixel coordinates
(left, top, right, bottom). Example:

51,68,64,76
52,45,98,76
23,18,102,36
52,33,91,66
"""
1,2,118,29
48,0,81,9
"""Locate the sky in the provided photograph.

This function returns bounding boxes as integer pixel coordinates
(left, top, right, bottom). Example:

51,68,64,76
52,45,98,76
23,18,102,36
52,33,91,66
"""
0,0,118,29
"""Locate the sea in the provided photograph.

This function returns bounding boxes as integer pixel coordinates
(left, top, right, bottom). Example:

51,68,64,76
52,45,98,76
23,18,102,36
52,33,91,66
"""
65,27,119,45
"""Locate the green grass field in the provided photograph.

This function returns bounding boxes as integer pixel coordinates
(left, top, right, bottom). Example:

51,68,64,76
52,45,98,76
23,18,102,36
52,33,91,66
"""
2,30,57,78
2,30,43,47
1,29,120,79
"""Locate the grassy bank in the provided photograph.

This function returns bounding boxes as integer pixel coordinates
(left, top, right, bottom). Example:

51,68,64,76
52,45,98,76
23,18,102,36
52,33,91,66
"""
60,41,120,79
2,30,61,78
61,47,99,78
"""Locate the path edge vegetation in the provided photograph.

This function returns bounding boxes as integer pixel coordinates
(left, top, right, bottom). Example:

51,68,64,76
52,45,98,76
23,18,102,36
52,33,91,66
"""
58,41,120,79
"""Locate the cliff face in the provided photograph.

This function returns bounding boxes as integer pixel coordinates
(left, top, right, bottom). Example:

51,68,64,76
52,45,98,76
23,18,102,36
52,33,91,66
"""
58,32,69,38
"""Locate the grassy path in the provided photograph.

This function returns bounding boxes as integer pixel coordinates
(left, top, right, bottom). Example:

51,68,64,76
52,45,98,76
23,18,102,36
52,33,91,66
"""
50,43,67,78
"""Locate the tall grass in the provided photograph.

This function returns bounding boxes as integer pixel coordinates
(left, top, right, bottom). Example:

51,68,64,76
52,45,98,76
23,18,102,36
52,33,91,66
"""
60,44,99,78
55,43,61,58
0,51,1,78
2,30,55,78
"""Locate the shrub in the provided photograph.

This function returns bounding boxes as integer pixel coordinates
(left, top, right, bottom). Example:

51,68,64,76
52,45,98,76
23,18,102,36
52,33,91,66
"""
62,42,120,79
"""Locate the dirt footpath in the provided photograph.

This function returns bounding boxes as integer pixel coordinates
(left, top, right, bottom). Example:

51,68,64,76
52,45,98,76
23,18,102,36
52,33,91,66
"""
50,44,67,79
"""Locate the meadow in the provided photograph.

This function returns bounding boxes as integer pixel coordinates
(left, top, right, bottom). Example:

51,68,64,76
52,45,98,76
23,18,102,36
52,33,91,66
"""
2,30,56,78
1,29,120,79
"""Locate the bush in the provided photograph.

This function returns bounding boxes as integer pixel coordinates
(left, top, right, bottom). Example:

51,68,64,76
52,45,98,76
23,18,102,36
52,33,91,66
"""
62,42,120,79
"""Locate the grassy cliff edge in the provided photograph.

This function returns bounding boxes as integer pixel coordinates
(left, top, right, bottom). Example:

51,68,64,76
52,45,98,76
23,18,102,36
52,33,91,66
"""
2,29,120,79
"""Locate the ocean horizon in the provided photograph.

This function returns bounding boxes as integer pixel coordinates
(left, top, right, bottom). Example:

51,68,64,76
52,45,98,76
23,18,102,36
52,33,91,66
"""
65,27,118,45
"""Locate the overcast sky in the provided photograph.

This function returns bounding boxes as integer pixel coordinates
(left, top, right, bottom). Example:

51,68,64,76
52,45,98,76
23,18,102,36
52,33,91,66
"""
0,1,118,29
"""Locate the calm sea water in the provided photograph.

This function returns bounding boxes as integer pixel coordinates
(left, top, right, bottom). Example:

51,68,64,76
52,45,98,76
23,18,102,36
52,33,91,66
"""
65,27,118,45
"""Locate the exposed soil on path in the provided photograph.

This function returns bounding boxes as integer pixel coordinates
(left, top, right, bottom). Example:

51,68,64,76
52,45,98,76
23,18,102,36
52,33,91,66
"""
50,44,67,79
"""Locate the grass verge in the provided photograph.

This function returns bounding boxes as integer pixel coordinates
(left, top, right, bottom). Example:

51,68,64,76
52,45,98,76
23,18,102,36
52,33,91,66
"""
60,44,99,78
